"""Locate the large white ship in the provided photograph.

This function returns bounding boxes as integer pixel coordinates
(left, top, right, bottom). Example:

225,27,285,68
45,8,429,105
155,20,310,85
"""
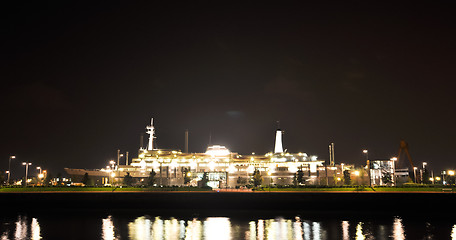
66,118,343,188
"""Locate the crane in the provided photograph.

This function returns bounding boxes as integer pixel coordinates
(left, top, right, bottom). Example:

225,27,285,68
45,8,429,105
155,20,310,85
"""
397,140,415,169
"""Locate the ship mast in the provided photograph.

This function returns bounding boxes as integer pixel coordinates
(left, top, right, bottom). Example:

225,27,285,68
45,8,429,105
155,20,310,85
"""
146,118,156,150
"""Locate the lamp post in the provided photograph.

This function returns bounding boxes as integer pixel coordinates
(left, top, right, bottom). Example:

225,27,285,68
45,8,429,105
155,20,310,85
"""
391,157,397,186
422,162,427,184
449,170,455,185
42,170,47,183
413,167,418,183
109,160,116,185
36,167,42,185
442,171,446,185
7,155,15,185
22,162,32,187
363,150,370,186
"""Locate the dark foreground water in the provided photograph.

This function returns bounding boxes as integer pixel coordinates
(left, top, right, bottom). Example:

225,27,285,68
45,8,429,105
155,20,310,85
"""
1,211,455,240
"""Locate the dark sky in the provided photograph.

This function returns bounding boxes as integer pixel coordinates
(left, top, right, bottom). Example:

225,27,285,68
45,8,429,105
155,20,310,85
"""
1,1,455,177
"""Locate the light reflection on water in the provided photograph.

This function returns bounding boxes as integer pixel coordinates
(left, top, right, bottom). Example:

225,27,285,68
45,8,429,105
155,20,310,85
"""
452,225,456,240
112,215,442,240
0,215,455,239
0,216,41,240
392,217,405,240
341,221,349,240
102,216,119,240
355,222,365,240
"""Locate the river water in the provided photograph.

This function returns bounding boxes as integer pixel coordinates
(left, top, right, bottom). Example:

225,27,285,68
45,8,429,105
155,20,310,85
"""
1,212,455,240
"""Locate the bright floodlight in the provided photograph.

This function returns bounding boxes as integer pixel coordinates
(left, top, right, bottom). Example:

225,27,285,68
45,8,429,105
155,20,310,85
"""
11,156,16,159
362,150,368,153
354,171,360,176
448,170,455,176
391,157,397,161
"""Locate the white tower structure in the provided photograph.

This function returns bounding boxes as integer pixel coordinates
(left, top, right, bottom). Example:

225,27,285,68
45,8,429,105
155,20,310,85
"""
146,118,156,150
274,123,284,154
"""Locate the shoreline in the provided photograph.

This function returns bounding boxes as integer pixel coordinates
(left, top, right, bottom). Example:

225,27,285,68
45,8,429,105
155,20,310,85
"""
0,190,454,193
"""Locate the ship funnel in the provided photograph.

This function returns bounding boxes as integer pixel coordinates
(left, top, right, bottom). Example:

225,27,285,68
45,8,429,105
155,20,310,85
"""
274,122,284,154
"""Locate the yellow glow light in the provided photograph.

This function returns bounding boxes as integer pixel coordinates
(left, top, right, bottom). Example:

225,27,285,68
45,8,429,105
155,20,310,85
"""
38,174,44,179
435,177,441,181
448,170,455,176
354,171,360,176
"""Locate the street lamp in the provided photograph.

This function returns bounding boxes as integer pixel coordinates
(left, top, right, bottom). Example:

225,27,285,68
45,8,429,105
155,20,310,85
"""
390,157,397,186
7,155,15,185
362,150,370,186
449,170,455,185
413,167,418,183
36,167,42,185
22,162,32,187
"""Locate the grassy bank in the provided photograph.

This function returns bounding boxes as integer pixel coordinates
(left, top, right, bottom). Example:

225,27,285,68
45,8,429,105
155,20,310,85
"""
254,185,454,192
0,186,213,192
1,185,454,192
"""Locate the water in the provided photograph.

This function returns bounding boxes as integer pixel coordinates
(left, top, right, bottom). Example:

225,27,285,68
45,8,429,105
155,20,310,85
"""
1,212,455,239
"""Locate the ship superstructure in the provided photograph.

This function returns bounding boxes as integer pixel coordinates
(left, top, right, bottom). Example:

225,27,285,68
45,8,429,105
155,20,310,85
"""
66,118,343,187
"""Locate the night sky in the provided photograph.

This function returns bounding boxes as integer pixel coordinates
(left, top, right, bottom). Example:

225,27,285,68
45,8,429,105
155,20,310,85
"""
1,2,455,177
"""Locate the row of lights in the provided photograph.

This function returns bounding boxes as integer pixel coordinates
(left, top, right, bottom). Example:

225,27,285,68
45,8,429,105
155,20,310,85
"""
6,155,46,186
